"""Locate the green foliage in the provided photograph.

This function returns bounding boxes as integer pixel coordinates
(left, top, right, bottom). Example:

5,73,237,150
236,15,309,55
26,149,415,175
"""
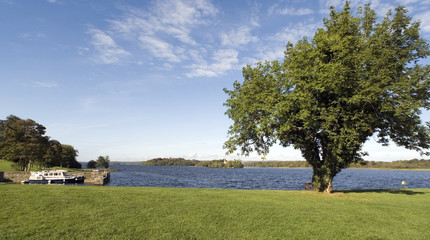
96,156,110,168
0,115,81,171
87,160,97,169
1,184,429,239
350,159,430,169
61,145,81,169
143,158,199,166
224,2,430,192
244,161,311,168
142,158,244,168
244,159,430,169
0,115,50,171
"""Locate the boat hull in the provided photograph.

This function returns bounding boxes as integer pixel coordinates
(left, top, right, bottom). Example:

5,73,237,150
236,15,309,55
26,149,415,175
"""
24,176,85,184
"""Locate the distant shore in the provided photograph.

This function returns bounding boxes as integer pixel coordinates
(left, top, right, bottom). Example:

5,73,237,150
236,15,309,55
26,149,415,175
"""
109,158,430,170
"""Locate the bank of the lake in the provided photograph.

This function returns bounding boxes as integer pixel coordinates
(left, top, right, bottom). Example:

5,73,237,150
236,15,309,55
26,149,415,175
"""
0,184,429,240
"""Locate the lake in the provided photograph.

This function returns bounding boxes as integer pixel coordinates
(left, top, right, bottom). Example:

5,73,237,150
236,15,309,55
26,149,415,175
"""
105,165,430,190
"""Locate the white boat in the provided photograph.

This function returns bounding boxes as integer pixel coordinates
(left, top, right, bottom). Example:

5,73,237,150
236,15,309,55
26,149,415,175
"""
22,170,84,184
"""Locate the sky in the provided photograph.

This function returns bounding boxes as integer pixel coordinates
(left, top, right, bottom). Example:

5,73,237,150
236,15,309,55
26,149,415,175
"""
2,0,430,163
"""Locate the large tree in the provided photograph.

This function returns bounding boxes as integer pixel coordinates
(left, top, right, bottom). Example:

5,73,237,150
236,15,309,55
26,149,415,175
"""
96,155,110,168
0,115,50,171
61,144,81,169
224,3,430,192
0,115,81,170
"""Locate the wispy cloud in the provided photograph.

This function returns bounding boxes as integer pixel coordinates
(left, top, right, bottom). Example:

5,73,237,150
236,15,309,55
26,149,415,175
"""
34,81,58,88
109,0,217,45
319,0,395,16
95,0,218,70
270,22,318,43
88,28,130,64
415,10,430,33
79,97,97,110
273,7,314,16
250,22,319,62
20,32,46,40
220,26,258,47
187,49,238,77
139,36,181,63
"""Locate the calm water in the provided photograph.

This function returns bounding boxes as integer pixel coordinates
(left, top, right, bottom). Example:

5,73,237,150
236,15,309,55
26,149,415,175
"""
105,165,430,190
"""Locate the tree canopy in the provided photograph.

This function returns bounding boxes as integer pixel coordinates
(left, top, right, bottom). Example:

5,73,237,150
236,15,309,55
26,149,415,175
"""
0,115,80,171
87,160,97,169
224,2,430,192
96,155,110,168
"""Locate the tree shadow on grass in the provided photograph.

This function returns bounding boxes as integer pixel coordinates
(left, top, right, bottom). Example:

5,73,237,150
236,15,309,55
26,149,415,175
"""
333,189,426,195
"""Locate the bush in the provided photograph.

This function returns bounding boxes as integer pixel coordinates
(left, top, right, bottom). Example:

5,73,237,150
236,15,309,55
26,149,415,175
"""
87,160,97,169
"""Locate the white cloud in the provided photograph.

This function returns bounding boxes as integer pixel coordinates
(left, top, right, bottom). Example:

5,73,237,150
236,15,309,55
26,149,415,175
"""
415,11,430,33
397,0,425,5
34,81,58,88
220,26,258,47
187,49,239,77
246,22,319,62
187,152,198,159
102,0,219,69
271,22,318,43
88,28,130,64
139,36,181,63
319,0,395,16
20,32,46,40
110,0,217,45
79,97,97,110
278,7,314,16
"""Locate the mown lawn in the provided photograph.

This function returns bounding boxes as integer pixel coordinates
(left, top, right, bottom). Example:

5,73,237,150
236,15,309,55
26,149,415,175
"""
0,159,14,171
0,184,429,240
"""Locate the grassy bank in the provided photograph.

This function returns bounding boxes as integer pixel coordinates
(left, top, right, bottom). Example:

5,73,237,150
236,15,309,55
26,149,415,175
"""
1,184,429,239
0,159,14,171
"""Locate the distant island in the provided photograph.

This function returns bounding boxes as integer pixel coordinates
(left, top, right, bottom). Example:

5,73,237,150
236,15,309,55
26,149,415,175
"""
141,158,244,168
244,159,430,169
109,158,430,170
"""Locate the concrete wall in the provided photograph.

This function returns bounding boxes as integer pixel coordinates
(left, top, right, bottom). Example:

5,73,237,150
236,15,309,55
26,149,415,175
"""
2,171,30,183
1,170,110,185
69,171,110,185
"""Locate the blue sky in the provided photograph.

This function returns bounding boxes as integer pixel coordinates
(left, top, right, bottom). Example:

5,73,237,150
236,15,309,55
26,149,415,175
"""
2,0,430,162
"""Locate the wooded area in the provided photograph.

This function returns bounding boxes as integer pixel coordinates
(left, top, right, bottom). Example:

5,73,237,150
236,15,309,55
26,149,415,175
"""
0,115,80,171
142,158,244,168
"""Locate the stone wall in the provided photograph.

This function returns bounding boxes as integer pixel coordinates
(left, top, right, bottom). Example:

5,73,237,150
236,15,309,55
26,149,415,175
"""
69,171,110,185
1,170,110,185
2,171,30,182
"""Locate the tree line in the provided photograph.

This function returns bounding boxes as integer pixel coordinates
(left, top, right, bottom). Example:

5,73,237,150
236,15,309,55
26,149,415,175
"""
0,115,81,171
142,158,244,168
349,159,430,169
243,159,430,169
87,156,110,169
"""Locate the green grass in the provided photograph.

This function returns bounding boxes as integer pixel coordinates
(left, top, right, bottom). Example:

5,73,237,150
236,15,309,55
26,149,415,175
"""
1,184,429,239
0,159,14,171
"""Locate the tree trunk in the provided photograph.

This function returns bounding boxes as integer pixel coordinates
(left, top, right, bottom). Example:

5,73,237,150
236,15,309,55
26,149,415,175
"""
311,166,334,193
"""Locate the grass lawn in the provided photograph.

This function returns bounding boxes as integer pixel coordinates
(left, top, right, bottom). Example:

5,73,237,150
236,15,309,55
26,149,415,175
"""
1,184,429,239
0,159,14,171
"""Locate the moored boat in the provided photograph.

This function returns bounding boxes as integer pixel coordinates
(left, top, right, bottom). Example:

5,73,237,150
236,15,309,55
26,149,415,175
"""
22,170,84,184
